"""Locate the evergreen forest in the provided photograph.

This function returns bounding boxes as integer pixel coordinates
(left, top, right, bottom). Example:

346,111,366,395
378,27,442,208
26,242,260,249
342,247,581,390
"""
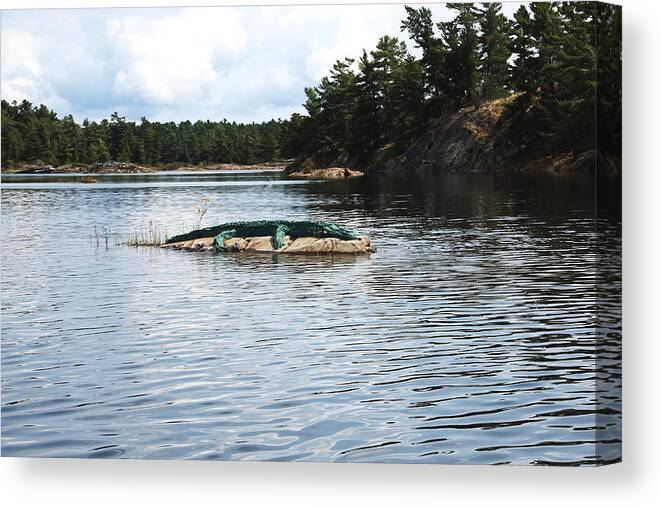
1,2,621,169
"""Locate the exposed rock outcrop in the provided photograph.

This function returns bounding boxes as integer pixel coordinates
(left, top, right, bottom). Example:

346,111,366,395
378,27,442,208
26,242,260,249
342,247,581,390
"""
10,160,290,174
14,163,58,174
289,167,364,179
87,162,155,173
15,161,155,174
162,235,374,255
288,94,620,175
395,96,517,174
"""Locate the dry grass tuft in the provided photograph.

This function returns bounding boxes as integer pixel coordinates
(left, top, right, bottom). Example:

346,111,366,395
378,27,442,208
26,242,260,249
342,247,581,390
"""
125,221,168,247
93,225,112,248
195,197,209,229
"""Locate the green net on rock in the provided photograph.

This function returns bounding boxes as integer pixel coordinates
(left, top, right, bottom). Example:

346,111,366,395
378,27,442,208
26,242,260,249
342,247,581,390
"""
165,220,360,253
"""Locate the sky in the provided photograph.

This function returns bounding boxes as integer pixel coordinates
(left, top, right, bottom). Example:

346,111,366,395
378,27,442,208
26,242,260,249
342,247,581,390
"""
1,3,522,124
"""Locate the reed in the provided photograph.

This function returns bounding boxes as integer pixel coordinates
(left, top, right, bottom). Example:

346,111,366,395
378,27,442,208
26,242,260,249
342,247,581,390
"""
195,197,209,229
92,225,112,248
125,221,168,247
116,197,208,247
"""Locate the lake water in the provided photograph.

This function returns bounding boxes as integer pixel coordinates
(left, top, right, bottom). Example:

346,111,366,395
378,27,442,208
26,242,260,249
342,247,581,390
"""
1,169,621,465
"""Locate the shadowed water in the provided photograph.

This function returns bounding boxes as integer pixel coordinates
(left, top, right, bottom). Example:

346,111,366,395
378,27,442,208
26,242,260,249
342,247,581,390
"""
1,169,621,465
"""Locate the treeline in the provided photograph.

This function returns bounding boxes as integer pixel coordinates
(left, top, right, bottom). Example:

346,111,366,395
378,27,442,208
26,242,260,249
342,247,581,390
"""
1,102,289,167
284,2,621,164
1,2,621,169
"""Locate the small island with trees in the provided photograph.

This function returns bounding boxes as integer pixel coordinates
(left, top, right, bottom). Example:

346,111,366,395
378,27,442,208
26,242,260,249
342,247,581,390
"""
1,2,621,176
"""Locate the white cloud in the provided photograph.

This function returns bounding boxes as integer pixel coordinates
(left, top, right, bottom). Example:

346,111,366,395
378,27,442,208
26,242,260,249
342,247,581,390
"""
301,5,404,80
108,9,245,106
1,3,526,123
1,29,42,79
1,28,45,103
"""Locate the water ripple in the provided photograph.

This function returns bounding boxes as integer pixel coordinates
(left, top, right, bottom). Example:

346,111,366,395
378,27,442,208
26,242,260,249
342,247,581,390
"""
1,170,621,465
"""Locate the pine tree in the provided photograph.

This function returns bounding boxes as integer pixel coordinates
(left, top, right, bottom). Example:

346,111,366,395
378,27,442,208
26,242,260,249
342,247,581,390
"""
302,86,323,157
389,53,426,149
57,114,81,164
401,6,442,107
596,2,621,155
511,4,536,93
161,123,179,163
212,123,228,162
259,128,279,161
35,105,57,164
15,100,40,163
282,113,314,158
108,112,131,161
314,58,358,157
477,2,512,101
351,50,383,157
439,3,480,108
1,100,23,165
508,3,565,152
554,2,597,151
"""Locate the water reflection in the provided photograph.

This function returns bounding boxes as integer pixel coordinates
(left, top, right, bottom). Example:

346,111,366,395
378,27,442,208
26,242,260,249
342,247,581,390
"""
1,169,621,464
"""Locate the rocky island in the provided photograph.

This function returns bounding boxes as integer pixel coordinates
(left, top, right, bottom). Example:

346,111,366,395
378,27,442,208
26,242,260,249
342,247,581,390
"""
162,220,374,255
288,167,364,179
7,160,288,175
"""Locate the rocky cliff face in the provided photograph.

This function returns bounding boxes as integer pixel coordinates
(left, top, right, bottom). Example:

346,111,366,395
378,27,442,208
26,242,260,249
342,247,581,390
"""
370,95,619,175
392,95,516,174
292,94,619,175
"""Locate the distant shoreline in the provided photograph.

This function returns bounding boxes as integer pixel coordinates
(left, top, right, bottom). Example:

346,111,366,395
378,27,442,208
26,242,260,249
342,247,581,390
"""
3,160,290,175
